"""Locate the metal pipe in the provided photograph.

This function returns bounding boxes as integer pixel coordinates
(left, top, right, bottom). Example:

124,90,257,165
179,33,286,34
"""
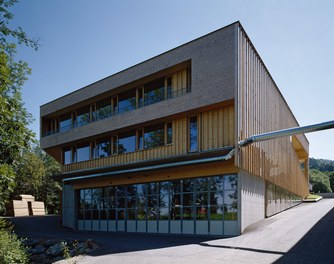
63,148,235,183
239,120,334,147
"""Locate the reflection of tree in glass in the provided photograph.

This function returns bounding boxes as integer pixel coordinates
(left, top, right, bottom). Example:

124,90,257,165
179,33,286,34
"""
144,87,165,106
92,188,104,210
226,176,238,210
144,129,164,149
159,182,169,208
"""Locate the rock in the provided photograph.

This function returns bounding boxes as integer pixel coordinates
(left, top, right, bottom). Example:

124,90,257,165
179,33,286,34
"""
24,237,40,247
28,244,46,255
42,239,57,247
46,242,65,257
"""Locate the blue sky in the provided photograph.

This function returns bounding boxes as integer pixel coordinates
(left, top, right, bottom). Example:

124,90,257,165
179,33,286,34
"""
11,0,334,160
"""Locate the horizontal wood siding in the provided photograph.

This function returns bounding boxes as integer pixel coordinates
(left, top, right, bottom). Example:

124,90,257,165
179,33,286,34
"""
62,104,235,173
237,27,309,198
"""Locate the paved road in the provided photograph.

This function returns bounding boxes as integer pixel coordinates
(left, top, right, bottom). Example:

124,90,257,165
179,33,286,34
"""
10,199,334,264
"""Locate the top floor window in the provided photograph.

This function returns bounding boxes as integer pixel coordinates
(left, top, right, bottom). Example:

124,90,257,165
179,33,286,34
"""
43,67,190,137
76,106,90,127
118,90,136,114
96,99,111,121
144,78,165,106
59,113,72,132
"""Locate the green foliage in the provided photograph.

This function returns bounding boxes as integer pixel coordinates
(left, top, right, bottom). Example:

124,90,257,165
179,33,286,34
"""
309,158,334,172
0,219,28,264
328,172,334,193
14,144,62,214
0,164,16,214
0,0,39,213
309,169,332,193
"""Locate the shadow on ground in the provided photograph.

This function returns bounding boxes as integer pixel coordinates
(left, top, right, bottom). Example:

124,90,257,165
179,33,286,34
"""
10,216,216,256
274,206,334,264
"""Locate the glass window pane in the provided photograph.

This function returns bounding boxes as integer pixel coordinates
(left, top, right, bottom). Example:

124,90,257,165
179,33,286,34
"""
210,206,223,220
147,208,158,220
183,193,193,206
77,145,90,162
167,123,172,144
96,139,111,158
84,210,92,220
159,182,169,208
63,148,72,164
109,209,116,220
76,106,90,127
194,177,208,192
159,207,169,220
196,192,208,206
170,180,181,193
224,190,238,207
166,77,172,99
170,206,181,220
118,90,136,114
211,176,224,191
196,206,208,220
183,179,194,193
189,116,198,152
100,209,107,220
144,78,165,106
60,113,72,132
118,209,125,220
127,209,136,220
210,191,224,206
92,210,99,220
96,99,111,120
183,207,194,220
144,124,164,149
118,131,136,154
224,205,238,221
137,207,146,220
224,175,238,190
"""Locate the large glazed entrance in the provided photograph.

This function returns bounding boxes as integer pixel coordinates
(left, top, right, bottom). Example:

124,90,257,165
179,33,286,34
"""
77,174,239,236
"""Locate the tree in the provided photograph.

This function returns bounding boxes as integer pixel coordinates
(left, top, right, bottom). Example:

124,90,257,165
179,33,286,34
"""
14,145,62,214
327,172,334,193
309,169,332,193
0,0,38,212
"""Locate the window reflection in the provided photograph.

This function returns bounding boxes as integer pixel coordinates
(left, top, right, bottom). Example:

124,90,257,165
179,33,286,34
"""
118,90,136,114
77,174,239,230
144,78,165,106
189,116,198,152
144,124,164,149
96,99,111,120
77,145,90,162
118,131,136,154
76,106,90,127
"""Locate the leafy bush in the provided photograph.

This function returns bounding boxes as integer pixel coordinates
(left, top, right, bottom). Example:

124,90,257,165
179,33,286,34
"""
0,219,28,264
309,169,332,193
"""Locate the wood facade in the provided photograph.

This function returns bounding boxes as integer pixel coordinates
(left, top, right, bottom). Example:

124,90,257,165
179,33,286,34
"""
62,104,235,173
236,26,309,197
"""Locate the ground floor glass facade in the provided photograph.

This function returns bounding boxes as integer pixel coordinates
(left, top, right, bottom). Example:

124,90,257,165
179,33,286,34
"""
77,174,238,236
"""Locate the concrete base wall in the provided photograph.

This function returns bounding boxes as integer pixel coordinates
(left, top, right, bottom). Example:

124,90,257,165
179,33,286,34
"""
62,183,76,230
239,170,265,232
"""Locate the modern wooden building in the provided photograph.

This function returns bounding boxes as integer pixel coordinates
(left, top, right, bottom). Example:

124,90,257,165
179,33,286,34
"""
40,22,309,236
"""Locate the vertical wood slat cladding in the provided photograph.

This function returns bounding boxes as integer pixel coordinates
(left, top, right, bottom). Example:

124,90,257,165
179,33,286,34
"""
62,105,235,173
237,27,309,197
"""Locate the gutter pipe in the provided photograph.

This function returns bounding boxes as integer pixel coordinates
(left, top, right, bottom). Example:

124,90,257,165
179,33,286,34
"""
62,120,334,183
238,120,334,147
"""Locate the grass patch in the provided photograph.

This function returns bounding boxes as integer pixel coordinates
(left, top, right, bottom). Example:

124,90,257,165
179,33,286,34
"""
306,194,322,200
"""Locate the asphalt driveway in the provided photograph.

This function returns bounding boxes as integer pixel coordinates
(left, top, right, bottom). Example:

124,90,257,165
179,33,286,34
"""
10,199,334,264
